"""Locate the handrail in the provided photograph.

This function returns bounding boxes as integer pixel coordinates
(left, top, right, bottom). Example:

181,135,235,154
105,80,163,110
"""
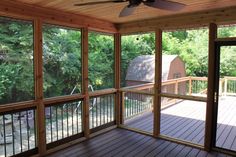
121,82,154,90
120,76,236,101
119,88,154,96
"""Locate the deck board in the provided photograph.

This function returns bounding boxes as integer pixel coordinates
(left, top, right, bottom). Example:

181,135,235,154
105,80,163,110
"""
175,146,193,157
47,96,236,157
48,128,231,157
124,96,236,150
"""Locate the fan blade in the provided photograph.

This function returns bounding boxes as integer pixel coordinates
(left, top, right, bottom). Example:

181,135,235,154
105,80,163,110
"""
144,0,185,11
119,6,136,17
74,0,126,6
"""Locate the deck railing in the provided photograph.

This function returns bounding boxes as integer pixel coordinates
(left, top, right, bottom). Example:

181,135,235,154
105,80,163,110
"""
220,77,236,96
0,92,116,156
0,107,37,157
45,100,83,148
122,92,153,120
89,94,115,132
121,76,236,120
1,77,236,156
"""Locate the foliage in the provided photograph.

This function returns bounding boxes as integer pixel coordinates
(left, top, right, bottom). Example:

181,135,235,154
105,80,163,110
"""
88,32,114,90
1,15,236,104
43,25,82,98
162,29,210,76
121,33,155,86
0,17,34,104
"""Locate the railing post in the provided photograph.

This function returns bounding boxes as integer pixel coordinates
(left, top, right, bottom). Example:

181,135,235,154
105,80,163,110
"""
82,28,90,138
219,79,222,96
121,92,125,124
34,18,46,156
189,76,192,95
174,80,178,103
175,80,178,94
224,78,228,96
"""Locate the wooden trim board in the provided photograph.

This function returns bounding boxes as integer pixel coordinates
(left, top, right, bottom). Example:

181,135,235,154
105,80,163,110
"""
118,6,236,34
0,0,117,33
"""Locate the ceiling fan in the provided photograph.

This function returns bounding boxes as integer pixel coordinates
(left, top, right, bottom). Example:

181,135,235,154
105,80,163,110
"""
74,0,186,17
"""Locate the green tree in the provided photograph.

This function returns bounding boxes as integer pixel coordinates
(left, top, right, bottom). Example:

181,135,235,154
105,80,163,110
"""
0,17,34,104
88,32,114,90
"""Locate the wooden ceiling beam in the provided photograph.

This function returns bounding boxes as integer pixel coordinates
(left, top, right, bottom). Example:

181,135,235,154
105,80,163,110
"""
0,0,117,33
117,6,236,34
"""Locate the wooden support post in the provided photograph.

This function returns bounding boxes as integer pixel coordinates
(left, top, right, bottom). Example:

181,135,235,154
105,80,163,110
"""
219,79,222,96
34,18,46,155
82,28,90,138
224,78,227,96
114,33,121,126
121,92,125,124
205,23,217,151
174,80,178,103
154,29,162,137
189,77,192,95
175,81,178,94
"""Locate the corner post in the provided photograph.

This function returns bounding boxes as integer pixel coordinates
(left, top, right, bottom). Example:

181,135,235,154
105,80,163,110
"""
114,33,122,126
154,29,162,137
34,18,46,155
205,23,217,151
82,28,90,138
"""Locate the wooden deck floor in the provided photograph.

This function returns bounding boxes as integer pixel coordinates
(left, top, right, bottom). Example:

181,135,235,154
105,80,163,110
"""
47,96,236,157
48,128,231,157
125,96,236,151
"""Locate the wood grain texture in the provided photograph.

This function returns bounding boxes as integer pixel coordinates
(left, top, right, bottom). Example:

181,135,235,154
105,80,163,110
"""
34,18,47,155
124,97,236,154
13,0,236,24
114,33,121,126
47,128,232,157
154,29,162,137
205,23,217,151
0,0,117,33
82,28,90,138
118,6,236,33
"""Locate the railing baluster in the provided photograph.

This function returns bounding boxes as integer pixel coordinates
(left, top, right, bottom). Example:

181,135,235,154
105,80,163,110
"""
19,112,22,153
77,102,79,133
135,94,137,115
125,93,127,118
91,99,94,128
132,93,134,116
72,103,74,135
11,113,15,155
66,104,69,137
96,98,98,127
56,106,58,141
130,93,132,117
138,94,140,113
109,95,113,122
100,97,102,126
106,95,108,123
80,102,82,132
26,110,30,150
50,106,53,142
61,105,64,139
103,96,105,124
3,115,7,157
33,110,36,148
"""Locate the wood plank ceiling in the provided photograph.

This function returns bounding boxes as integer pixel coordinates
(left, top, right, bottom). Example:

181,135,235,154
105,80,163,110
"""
13,0,236,24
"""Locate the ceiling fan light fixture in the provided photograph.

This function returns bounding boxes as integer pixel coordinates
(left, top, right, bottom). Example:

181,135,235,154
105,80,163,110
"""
74,0,186,17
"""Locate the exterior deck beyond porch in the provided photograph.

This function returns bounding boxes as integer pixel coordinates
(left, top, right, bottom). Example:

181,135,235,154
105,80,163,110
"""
125,96,236,151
